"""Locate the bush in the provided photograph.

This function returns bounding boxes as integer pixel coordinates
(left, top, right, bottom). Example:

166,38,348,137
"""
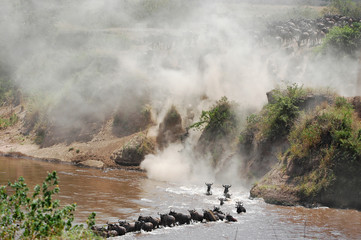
321,0,361,19
0,113,18,130
287,97,361,200
190,96,238,138
241,84,306,144
191,97,239,165
0,171,98,239
318,23,361,57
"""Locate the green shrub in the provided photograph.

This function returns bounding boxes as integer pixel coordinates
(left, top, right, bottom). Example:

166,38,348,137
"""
0,171,99,239
0,113,19,130
287,97,361,199
190,96,238,138
241,84,306,144
322,0,361,19
318,23,361,57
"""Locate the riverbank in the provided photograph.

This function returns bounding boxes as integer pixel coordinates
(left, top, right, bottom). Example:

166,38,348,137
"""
0,103,149,170
240,86,361,210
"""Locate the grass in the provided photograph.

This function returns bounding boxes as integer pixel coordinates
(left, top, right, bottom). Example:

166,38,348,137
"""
242,84,361,208
240,83,307,145
317,23,361,57
191,96,239,138
0,113,19,130
286,96,361,202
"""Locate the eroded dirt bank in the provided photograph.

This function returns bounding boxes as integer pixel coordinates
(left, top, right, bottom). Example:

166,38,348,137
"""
0,104,153,170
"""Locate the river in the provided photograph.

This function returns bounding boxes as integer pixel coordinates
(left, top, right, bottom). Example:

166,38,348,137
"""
0,156,360,239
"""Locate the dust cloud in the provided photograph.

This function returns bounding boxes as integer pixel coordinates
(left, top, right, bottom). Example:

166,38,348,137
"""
1,0,359,182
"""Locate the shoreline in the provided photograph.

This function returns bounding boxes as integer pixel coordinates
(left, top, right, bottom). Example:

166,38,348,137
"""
0,150,144,172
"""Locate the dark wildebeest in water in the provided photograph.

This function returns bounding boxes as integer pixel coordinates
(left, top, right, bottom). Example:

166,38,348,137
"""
159,213,176,227
222,184,231,195
140,221,153,232
118,220,141,232
203,209,217,222
212,206,225,221
138,215,160,229
236,201,246,213
226,213,237,222
107,223,126,236
169,210,191,225
188,209,204,222
205,182,213,195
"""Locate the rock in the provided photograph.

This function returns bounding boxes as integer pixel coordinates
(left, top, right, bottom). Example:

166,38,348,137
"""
111,134,155,166
78,160,104,168
156,105,185,150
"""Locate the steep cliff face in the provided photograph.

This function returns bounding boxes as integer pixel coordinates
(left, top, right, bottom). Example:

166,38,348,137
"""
240,85,334,181
243,88,361,210
156,105,186,150
192,97,239,167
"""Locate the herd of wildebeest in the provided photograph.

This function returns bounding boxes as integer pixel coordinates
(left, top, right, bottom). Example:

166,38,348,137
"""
258,14,361,47
92,183,246,237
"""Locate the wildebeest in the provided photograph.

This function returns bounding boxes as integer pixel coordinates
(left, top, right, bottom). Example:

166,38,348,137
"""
159,213,176,227
219,197,225,206
107,223,126,236
222,184,232,194
226,213,237,222
169,210,191,225
236,201,246,213
138,215,160,228
213,206,224,215
140,221,153,232
224,193,232,199
203,209,217,222
118,220,141,232
212,206,225,221
91,225,108,238
188,209,204,222
205,182,213,195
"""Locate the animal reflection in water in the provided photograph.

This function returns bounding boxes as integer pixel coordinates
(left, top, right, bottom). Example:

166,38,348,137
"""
92,184,246,237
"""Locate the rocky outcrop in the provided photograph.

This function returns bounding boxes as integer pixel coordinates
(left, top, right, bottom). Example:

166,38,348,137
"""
156,106,186,150
241,90,334,181
247,91,361,210
111,134,155,166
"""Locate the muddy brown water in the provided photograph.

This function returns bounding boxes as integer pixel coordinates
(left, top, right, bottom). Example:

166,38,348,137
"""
1,156,360,239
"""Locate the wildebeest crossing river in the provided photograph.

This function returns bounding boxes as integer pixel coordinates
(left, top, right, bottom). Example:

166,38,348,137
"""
0,156,360,239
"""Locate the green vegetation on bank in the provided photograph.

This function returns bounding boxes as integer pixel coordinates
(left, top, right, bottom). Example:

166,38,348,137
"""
322,0,361,19
191,96,239,166
318,22,361,56
0,113,18,130
244,83,361,209
191,96,238,138
286,96,361,205
0,171,100,239
240,84,307,145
